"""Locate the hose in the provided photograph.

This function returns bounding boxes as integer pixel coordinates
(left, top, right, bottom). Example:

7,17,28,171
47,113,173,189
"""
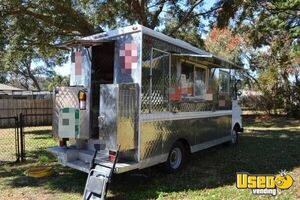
24,166,53,178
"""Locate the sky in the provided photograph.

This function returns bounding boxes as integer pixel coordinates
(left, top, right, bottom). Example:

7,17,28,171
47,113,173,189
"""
54,58,71,76
54,0,217,76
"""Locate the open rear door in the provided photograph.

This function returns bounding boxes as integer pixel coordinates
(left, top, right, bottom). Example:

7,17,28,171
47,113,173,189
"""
56,38,116,138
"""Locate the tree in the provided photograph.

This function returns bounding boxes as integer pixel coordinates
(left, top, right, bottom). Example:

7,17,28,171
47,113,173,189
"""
0,0,226,89
0,0,81,89
205,27,243,62
163,18,204,48
43,74,70,91
250,31,300,116
0,0,224,52
210,0,300,116
1,43,66,90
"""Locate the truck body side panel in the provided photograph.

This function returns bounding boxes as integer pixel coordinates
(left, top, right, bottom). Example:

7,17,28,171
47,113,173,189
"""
140,113,231,161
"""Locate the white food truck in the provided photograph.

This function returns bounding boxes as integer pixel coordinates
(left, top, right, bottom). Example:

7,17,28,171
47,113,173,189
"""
49,24,243,175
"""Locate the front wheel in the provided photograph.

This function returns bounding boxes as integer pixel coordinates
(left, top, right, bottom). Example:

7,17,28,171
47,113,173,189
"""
163,142,186,173
231,129,239,144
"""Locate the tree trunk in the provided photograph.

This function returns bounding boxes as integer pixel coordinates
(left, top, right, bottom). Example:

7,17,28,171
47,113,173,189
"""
29,74,41,91
24,60,41,91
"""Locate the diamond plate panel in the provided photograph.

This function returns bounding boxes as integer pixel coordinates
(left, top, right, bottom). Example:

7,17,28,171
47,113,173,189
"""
140,115,232,160
140,121,163,160
118,84,139,161
99,84,139,161
99,84,118,149
52,87,90,139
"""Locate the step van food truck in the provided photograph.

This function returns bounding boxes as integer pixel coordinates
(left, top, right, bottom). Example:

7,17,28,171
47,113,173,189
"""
49,24,243,174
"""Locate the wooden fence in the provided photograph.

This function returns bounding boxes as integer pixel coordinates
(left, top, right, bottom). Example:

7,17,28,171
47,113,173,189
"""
0,99,52,127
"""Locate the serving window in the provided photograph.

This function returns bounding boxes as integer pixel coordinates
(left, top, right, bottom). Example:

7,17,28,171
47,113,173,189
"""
194,67,206,97
180,62,207,99
141,35,235,113
181,63,194,97
219,70,230,93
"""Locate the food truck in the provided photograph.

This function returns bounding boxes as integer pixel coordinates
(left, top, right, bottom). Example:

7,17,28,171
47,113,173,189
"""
48,24,243,174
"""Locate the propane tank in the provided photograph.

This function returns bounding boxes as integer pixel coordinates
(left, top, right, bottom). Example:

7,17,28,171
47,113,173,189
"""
78,90,87,110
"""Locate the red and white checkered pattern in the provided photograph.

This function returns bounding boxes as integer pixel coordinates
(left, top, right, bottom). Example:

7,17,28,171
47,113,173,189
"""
120,43,138,70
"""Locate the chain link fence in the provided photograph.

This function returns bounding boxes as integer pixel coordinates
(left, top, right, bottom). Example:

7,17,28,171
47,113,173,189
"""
22,114,57,160
0,112,57,164
0,117,19,163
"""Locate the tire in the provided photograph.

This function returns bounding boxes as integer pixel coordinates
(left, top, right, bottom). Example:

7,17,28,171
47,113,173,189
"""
231,129,239,145
163,142,186,173
224,129,239,146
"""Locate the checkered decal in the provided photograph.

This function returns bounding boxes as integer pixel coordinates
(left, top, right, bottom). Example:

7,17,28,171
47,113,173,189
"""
75,51,82,75
61,108,80,138
120,43,138,71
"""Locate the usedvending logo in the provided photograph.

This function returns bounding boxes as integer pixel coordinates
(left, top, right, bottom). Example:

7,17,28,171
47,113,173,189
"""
236,170,293,196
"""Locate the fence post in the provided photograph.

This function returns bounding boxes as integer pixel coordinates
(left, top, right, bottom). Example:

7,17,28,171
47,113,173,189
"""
19,113,25,161
15,117,20,162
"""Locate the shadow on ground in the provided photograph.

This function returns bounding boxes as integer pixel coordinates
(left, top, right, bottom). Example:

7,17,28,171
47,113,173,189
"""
107,128,300,199
24,129,52,135
2,125,300,199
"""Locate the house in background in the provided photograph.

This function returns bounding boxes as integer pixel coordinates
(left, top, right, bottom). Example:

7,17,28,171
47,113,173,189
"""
0,83,25,98
0,83,51,99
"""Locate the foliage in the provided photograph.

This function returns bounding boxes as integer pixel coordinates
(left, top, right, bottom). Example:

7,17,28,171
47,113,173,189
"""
1,45,67,90
43,75,70,91
0,0,299,116
204,27,243,62
212,0,300,116
0,0,227,89
164,17,205,48
0,0,90,90
248,30,300,116
0,0,224,55
214,0,299,41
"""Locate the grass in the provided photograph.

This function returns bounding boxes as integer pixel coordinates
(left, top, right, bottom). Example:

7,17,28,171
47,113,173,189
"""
0,127,17,162
23,126,57,159
0,126,57,162
1,116,300,200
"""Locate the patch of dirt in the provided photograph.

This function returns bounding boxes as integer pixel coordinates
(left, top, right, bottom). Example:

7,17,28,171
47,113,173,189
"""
0,187,60,200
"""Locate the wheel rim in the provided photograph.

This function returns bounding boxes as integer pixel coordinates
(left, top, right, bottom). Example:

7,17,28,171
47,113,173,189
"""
169,147,182,169
232,130,237,143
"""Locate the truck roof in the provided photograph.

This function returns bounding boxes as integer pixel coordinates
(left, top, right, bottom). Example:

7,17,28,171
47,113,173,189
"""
59,24,241,69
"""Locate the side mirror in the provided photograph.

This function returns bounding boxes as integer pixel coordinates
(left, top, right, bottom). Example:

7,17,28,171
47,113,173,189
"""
235,79,242,90
237,90,242,96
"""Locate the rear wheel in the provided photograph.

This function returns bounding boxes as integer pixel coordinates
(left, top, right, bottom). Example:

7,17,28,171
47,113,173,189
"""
224,129,239,146
231,129,239,144
228,129,239,145
163,142,186,173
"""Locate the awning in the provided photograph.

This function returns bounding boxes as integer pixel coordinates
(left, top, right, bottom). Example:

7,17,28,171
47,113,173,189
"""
57,39,113,48
172,53,241,69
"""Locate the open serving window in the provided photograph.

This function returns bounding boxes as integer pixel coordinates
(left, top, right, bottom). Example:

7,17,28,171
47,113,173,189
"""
179,62,207,100
219,70,231,94
139,33,243,113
